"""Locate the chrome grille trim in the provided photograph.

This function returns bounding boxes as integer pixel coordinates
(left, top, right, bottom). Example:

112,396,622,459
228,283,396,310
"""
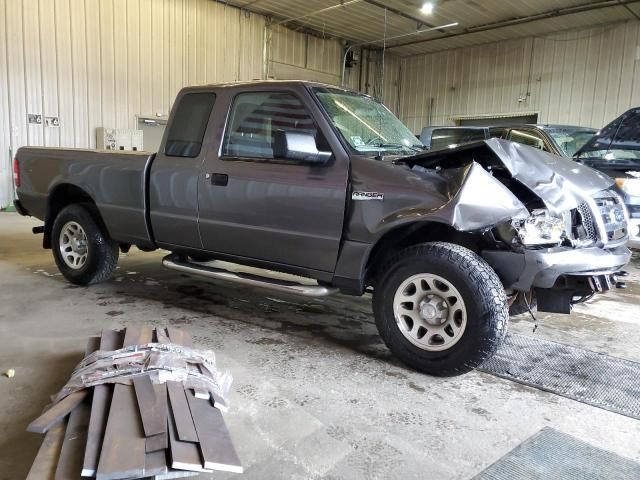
576,202,597,243
587,189,629,246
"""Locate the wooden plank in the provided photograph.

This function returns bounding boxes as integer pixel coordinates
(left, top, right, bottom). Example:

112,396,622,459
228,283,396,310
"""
198,364,228,413
153,470,200,479
86,336,101,355
185,391,243,473
166,381,198,443
54,337,101,479
96,385,146,480
96,327,152,480
188,364,209,401
25,420,67,480
146,431,168,453
133,376,168,437
27,391,88,434
28,334,103,434
166,327,192,347
167,405,209,473
144,449,168,477
54,398,91,480
123,325,153,348
82,330,123,477
155,327,170,344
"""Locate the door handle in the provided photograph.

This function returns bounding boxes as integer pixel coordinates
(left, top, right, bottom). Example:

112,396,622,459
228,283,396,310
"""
208,173,228,186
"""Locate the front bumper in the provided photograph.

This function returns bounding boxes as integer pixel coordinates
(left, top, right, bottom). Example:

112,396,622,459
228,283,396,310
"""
483,245,631,291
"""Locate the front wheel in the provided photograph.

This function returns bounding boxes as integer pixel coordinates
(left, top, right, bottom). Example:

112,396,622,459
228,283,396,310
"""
373,242,508,376
52,204,119,285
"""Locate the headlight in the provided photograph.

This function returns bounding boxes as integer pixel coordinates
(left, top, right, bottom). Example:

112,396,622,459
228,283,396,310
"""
513,209,566,246
615,178,640,197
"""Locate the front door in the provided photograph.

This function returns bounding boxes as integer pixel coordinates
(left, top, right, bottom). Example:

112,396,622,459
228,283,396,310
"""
197,88,349,273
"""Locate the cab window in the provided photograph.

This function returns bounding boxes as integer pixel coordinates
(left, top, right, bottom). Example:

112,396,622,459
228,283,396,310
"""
165,93,215,157
221,92,321,160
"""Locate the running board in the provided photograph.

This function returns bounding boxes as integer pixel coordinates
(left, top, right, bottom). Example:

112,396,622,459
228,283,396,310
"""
162,254,338,297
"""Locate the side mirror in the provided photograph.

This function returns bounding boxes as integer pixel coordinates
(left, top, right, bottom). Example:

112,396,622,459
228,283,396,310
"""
273,130,332,164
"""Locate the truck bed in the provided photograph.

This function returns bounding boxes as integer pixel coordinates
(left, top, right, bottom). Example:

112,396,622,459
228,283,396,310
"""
16,147,154,246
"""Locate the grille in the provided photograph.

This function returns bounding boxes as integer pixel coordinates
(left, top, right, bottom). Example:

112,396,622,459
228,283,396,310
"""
573,190,628,245
593,190,627,243
576,202,597,242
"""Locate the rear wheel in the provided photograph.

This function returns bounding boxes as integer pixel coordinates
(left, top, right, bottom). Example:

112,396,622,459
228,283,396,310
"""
52,204,119,285
373,242,508,376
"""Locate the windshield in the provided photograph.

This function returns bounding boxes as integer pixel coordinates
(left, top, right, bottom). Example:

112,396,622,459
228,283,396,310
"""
313,87,423,155
543,126,597,157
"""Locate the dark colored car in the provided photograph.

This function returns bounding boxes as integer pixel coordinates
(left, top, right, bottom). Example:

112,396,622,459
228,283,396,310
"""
12,81,631,376
574,108,640,248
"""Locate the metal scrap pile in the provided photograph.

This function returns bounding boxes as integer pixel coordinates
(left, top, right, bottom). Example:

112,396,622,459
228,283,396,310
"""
25,326,242,479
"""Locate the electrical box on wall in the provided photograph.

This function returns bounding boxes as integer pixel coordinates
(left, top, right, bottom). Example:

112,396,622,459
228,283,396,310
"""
96,127,144,151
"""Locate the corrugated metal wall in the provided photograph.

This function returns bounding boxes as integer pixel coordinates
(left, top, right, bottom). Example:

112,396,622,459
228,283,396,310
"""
0,0,345,209
399,20,640,134
268,24,343,85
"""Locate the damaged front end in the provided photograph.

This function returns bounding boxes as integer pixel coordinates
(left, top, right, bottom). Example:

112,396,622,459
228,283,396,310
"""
403,138,632,314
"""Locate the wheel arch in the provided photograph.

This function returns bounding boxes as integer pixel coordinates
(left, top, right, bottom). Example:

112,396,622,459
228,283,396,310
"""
364,221,485,287
44,183,107,249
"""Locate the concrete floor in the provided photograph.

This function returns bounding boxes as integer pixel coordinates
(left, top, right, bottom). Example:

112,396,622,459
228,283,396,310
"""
1,211,639,479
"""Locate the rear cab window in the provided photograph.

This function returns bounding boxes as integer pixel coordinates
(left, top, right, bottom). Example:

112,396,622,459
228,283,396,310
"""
165,92,216,157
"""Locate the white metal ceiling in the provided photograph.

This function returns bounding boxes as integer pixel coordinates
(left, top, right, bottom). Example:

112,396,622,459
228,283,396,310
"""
223,0,640,55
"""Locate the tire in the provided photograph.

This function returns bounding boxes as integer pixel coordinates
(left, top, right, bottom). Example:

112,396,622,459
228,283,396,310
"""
51,203,119,285
372,242,508,376
508,291,537,317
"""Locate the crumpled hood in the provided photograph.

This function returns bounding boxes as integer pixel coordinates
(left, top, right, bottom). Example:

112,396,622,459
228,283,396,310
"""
406,138,614,215
485,138,614,213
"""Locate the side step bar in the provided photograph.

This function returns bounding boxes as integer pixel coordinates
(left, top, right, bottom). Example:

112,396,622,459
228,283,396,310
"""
162,254,338,298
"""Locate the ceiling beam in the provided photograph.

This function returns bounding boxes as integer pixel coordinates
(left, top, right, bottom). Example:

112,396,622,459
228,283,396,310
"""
362,0,437,28
387,0,640,50
620,0,640,20
274,0,364,26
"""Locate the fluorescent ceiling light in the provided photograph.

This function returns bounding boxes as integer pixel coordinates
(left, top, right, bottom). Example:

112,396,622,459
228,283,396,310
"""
421,2,434,15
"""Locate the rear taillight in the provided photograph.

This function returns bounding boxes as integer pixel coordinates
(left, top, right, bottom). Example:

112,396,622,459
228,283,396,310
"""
13,157,20,187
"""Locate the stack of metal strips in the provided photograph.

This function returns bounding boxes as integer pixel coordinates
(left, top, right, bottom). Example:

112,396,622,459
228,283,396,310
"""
25,326,242,479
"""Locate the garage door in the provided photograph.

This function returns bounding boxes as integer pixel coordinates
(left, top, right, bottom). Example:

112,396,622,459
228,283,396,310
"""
458,114,539,126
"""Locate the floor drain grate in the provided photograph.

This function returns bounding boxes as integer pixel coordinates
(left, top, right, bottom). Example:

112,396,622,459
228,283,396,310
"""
480,333,640,419
473,427,640,479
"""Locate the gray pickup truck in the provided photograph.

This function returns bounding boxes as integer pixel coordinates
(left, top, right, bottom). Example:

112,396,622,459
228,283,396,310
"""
13,81,631,376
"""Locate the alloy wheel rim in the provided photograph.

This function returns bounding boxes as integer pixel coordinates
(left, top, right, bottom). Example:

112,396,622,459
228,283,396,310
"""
59,221,89,270
393,273,467,351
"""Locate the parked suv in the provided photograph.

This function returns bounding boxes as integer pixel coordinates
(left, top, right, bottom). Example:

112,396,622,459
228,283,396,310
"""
575,108,640,248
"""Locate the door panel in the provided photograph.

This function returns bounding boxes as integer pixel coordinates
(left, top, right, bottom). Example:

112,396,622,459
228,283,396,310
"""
197,89,349,273
149,92,216,248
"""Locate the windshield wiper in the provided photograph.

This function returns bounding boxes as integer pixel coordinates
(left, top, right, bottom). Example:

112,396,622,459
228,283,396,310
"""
369,142,424,153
